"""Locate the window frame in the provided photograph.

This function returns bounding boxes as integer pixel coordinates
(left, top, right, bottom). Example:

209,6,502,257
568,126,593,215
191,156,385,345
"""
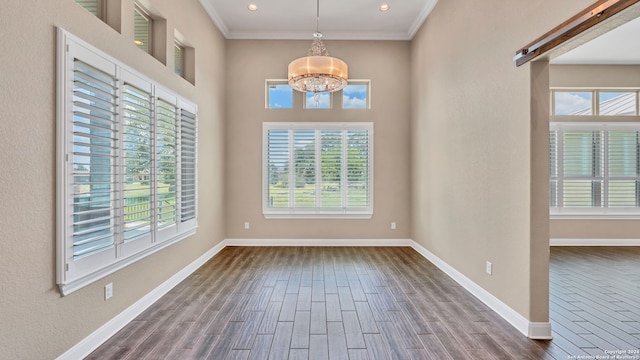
174,41,185,77
342,80,371,109
550,122,640,219
262,122,374,219
265,79,294,109
551,88,639,117
56,28,198,295
134,3,153,54
75,0,107,19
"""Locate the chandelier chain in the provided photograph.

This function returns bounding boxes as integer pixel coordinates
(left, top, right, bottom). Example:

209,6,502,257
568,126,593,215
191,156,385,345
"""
316,0,320,34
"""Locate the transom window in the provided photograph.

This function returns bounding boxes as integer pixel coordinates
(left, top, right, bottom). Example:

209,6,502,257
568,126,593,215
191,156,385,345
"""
304,92,331,109
342,81,370,109
265,80,371,109
134,4,153,53
552,89,638,116
174,42,184,76
263,122,373,218
75,0,105,19
266,80,293,109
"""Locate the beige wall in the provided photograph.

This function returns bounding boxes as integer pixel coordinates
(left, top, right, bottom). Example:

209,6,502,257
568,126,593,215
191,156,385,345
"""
0,0,226,358
551,64,640,88
410,0,589,322
225,40,412,240
550,64,640,240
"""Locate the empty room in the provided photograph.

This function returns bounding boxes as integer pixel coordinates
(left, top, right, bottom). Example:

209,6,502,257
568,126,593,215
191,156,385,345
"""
1,0,639,359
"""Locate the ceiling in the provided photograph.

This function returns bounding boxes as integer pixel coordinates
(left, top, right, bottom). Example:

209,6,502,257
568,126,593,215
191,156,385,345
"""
551,14,640,65
198,0,438,40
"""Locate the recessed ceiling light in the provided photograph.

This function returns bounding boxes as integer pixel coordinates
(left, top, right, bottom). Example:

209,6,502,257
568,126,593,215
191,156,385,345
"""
134,40,144,45
248,4,258,11
379,4,390,12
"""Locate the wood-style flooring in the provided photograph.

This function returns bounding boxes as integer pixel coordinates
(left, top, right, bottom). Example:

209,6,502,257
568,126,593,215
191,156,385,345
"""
87,246,640,359
549,246,640,357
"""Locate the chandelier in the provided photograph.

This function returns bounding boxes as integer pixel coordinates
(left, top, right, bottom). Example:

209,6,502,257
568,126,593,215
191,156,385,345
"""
288,0,348,93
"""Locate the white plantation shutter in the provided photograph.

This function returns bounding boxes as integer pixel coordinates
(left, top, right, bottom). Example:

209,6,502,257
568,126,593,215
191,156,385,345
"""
156,98,178,230
320,130,343,208
263,123,373,218
293,130,316,207
180,108,197,222
549,130,557,208
550,123,640,216
267,129,290,208
57,29,197,295
122,82,153,242
562,130,603,207
608,130,640,207
346,129,370,207
70,59,119,259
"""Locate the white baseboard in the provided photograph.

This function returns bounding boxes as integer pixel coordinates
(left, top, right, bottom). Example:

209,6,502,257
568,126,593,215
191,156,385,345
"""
224,238,412,247
56,241,226,360
551,238,640,246
409,240,552,340
529,322,553,340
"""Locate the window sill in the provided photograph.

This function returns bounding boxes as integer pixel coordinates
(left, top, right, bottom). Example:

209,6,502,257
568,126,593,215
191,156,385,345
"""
58,227,196,296
551,213,640,220
264,213,373,220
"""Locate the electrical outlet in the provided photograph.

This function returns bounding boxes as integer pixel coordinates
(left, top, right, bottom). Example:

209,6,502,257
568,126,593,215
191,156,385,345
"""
244,222,250,230
486,261,493,275
105,283,113,300
391,222,396,230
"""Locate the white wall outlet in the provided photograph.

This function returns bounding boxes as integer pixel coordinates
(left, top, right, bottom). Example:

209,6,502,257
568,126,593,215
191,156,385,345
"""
105,283,113,300
486,261,493,275
244,222,250,230
391,222,396,230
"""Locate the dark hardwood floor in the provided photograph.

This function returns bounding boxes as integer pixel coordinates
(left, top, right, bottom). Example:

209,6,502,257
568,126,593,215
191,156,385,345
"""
87,246,640,359
549,246,640,357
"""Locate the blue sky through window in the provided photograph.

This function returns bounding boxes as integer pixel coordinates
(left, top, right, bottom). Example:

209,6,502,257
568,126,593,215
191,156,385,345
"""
343,84,368,109
554,91,592,115
268,84,293,108
305,92,331,109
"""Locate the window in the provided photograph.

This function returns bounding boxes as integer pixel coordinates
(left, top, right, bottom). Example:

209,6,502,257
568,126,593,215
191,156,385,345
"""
263,122,373,218
553,91,593,115
304,92,331,109
174,42,184,76
552,89,638,116
342,81,370,109
550,123,640,217
550,88,640,217
134,4,153,54
75,0,105,19
57,29,197,295
266,80,293,109
174,30,195,84
599,91,637,115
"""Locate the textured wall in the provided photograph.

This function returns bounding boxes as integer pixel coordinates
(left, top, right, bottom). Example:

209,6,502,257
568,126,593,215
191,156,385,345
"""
0,0,226,358
225,40,412,240
410,0,590,322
